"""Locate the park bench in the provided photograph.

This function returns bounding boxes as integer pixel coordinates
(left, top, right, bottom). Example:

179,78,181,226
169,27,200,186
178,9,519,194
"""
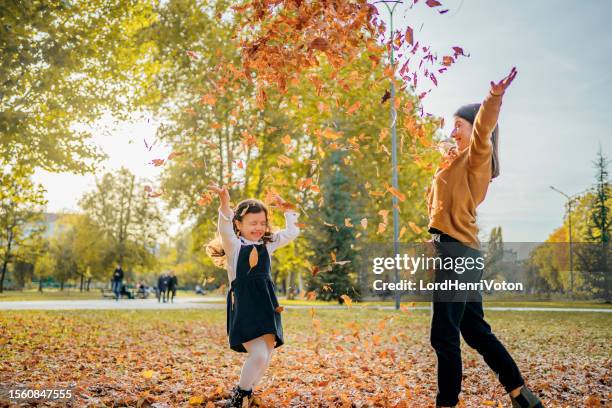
101,288,137,299
101,288,116,298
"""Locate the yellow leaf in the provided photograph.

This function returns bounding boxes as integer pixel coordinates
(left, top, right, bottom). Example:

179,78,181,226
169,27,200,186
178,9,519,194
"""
141,370,155,379
249,246,258,269
189,395,204,406
399,226,407,240
340,294,352,308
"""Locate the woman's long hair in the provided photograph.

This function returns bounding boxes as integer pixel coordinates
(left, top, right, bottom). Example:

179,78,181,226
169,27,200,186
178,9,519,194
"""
490,124,500,179
206,199,274,268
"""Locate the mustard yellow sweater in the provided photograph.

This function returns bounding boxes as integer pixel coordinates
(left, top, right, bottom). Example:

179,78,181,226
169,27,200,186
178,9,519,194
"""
426,92,503,249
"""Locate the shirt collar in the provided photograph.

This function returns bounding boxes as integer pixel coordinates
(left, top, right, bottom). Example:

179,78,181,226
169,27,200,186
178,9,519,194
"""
239,236,264,245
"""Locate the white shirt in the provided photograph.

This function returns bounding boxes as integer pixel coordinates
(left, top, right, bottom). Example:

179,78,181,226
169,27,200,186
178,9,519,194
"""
217,208,301,282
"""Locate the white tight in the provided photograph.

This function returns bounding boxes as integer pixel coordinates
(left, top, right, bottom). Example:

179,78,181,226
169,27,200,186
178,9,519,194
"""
238,334,275,390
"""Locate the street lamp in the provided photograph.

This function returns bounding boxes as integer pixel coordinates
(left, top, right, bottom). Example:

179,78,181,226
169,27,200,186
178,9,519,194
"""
374,0,403,310
550,185,580,298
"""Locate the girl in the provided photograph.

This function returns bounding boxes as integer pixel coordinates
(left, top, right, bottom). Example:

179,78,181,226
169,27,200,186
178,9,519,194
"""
207,184,300,408
426,67,544,408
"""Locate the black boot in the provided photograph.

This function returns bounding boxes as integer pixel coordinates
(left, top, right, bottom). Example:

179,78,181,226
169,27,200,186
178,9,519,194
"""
511,386,544,408
225,385,252,408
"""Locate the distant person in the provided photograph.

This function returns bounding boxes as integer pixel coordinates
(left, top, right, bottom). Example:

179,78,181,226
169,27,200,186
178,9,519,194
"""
120,282,133,299
168,271,178,303
111,264,124,301
157,272,169,303
137,280,147,299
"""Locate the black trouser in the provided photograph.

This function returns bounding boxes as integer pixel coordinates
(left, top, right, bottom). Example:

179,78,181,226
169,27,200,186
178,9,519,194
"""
430,233,524,406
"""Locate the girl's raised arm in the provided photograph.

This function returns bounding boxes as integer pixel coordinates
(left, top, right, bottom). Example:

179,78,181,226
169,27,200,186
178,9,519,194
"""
267,194,301,254
208,184,240,253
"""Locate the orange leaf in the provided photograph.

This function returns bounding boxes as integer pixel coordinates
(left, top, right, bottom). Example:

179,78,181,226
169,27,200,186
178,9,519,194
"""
346,101,361,115
340,294,352,308
168,151,185,160
309,37,329,51
408,221,422,234
405,26,414,46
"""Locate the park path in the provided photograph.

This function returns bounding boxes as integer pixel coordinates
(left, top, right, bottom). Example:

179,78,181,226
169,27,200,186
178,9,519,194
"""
0,297,611,312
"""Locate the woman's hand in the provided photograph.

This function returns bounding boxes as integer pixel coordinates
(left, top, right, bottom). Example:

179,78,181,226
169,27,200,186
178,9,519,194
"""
490,67,518,96
207,183,231,210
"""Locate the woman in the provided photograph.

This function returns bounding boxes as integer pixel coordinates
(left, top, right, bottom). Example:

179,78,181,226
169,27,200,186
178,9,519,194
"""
426,67,544,408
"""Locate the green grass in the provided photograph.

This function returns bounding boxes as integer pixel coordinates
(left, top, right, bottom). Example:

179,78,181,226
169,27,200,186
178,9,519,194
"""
0,288,198,302
2,288,611,310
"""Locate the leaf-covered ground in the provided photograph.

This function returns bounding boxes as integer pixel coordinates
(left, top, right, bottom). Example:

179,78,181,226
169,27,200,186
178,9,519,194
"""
0,308,610,407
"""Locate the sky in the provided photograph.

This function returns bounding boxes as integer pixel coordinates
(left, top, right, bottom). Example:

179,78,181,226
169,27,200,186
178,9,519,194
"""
33,0,611,242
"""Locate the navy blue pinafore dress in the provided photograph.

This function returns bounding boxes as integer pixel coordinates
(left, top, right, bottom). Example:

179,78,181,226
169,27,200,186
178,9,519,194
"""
226,241,283,353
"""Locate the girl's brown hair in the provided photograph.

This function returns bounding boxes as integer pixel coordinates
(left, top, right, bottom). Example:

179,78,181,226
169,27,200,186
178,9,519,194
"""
206,199,274,268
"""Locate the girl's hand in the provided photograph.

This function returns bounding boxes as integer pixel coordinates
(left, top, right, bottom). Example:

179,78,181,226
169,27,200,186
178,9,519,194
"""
207,183,231,207
490,67,518,96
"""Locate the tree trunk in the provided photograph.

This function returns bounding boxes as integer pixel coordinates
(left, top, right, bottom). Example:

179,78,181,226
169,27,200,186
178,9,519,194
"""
86,278,91,292
60,280,64,291
38,278,43,293
0,259,7,293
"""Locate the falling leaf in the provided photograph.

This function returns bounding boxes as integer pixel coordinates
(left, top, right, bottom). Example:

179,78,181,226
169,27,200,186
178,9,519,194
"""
442,56,454,66
249,246,258,269
151,159,165,167
399,226,407,239
340,294,352,308
200,94,217,105
167,151,185,160
346,101,361,115
186,50,200,60
426,0,442,7
381,89,391,104
405,26,414,46
275,306,284,313
406,221,421,235
309,37,329,51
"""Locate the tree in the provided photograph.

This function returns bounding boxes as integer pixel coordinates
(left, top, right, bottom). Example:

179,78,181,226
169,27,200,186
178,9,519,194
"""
483,226,504,280
307,150,364,302
1,0,158,173
134,0,442,298
79,168,166,273
0,164,46,292
576,147,610,302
